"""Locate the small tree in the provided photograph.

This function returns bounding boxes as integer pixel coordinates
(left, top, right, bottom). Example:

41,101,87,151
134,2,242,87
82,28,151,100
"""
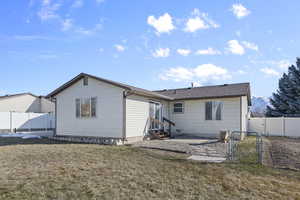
266,58,300,117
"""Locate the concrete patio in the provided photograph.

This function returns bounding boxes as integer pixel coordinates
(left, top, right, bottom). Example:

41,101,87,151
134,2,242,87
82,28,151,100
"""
133,137,227,163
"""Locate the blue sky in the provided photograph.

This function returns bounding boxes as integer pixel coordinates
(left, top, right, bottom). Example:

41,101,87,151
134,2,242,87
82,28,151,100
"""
1,0,299,97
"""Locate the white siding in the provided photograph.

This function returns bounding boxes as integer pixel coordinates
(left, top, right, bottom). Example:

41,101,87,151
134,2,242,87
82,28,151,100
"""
241,96,249,132
55,77,124,138
125,95,169,138
0,94,41,113
126,95,149,138
0,94,54,113
41,98,55,113
169,97,242,137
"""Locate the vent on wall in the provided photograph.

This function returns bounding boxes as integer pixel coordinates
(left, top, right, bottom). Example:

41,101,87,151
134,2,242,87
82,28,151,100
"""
83,76,88,86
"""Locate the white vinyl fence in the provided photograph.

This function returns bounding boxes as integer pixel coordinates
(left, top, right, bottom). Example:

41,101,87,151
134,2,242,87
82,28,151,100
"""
0,112,55,137
248,117,300,137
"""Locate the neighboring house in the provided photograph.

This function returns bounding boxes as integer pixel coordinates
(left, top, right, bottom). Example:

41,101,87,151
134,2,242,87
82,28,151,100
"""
0,93,55,113
47,73,251,143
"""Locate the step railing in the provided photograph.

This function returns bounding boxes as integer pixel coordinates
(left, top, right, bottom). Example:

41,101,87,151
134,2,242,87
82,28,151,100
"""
148,117,176,137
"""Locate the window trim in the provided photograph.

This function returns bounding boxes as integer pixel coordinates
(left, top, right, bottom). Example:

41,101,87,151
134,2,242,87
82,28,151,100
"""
205,101,223,121
75,97,97,119
173,102,184,114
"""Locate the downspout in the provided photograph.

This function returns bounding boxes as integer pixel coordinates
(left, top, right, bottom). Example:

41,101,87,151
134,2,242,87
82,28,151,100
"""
54,98,57,137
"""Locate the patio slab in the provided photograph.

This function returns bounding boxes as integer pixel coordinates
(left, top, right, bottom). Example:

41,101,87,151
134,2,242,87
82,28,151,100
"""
133,138,227,163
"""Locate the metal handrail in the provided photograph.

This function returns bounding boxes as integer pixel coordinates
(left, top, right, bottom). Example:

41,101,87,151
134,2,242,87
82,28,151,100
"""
162,117,175,126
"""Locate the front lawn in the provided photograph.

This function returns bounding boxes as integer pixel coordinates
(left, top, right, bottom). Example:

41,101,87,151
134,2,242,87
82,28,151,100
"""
0,137,299,200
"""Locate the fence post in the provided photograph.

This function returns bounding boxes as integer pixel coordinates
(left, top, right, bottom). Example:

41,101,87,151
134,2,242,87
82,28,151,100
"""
282,116,285,137
264,117,267,136
28,112,31,133
9,111,13,133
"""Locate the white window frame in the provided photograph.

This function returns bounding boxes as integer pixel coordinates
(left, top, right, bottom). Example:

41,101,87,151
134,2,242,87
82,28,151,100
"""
75,97,97,118
205,101,223,121
173,102,184,114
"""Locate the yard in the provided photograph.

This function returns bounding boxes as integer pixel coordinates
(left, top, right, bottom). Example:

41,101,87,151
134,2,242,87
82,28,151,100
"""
0,137,299,200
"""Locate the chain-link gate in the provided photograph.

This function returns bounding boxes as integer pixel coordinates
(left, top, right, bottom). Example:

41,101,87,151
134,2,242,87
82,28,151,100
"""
226,131,263,164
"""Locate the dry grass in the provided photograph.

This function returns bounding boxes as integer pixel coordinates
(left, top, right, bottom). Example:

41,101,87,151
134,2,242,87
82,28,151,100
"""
268,137,300,170
0,137,299,200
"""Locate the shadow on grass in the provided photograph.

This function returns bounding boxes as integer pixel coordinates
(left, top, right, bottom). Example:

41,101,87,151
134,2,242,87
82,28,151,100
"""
130,146,189,163
0,137,82,146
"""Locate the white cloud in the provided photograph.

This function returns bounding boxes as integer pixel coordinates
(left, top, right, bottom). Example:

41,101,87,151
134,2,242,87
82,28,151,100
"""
42,0,50,6
75,23,102,35
192,82,202,87
184,9,219,33
37,1,61,21
242,41,258,51
275,60,291,69
61,19,73,31
97,48,104,53
177,49,191,56
237,70,247,75
227,40,245,55
195,47,221,55
251,59,291,70
152,48,170,58
193,64,231,81
159,64,231,83
72,0,83,8
147,13,175,35
159,67,193,81
115,44,126,52
185,17,207,32
231,4,251,19
260,68,280,76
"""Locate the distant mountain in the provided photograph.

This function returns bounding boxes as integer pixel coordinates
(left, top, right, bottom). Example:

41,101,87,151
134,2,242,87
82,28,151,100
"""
251,96,269,117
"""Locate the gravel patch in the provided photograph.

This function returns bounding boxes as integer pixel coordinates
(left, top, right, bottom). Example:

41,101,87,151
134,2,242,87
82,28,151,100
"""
269,137,300,170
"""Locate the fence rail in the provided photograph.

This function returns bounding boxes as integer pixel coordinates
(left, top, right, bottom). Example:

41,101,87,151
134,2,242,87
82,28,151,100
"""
248,117,300,137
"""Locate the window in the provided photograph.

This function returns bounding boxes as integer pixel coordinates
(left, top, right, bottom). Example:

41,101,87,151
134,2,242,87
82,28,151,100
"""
83,76,88,86
91,97,97,117
205,101,223,120
81,98,91,117
76,99,80,118
173,102,184,113
75,97,97,118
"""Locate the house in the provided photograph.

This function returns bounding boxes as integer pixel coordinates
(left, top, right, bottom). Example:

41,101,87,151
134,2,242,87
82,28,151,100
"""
47,73,251,144
0,93,54,113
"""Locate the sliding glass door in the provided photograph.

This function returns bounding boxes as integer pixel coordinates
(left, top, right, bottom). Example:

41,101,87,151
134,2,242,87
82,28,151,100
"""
149,102,162,130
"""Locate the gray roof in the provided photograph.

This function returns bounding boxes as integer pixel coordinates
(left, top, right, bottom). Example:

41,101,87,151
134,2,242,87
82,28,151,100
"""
154,83,251,105
47,73,173,100
47,73,251,105
0,93,39,99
